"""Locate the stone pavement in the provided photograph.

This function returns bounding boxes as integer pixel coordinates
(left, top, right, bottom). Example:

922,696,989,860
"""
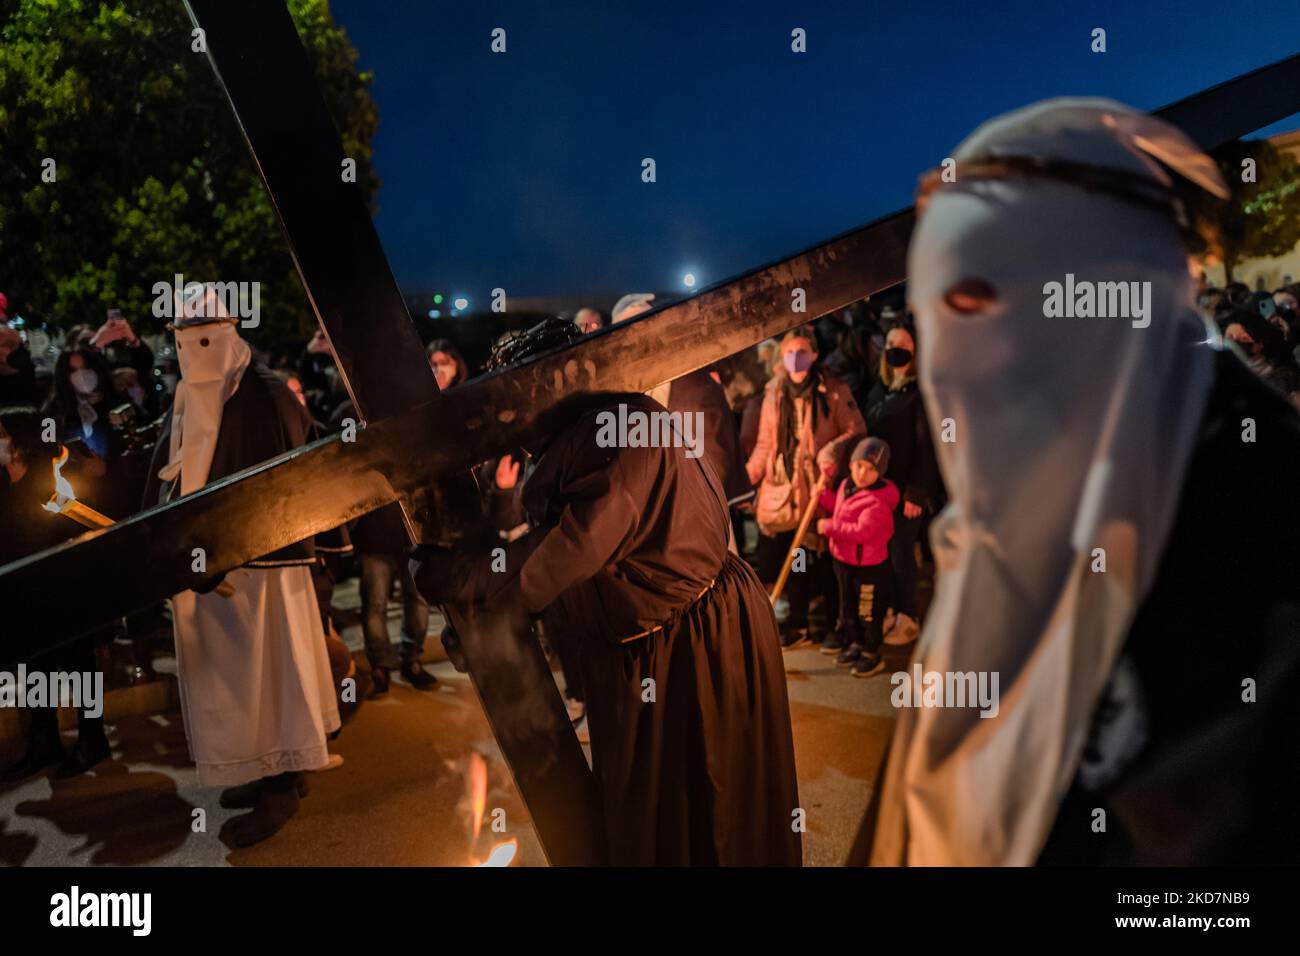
1,582,908,866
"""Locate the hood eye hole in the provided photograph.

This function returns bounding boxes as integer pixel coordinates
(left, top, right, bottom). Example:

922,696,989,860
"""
944,277,998,314
199,337,210,347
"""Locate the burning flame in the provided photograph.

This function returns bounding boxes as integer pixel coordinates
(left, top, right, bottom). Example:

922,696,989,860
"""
43,445,77,511
474,839,518,867
456,751,518,866
42,446,113,529
467,751,487,844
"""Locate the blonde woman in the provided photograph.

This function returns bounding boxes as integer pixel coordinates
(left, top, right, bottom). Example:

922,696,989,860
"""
746,326,865,646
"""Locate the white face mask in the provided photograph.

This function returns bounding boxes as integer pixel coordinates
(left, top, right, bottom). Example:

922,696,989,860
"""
0,436,12,466
69,368,99,395
160,322,252,496
175,323,247,384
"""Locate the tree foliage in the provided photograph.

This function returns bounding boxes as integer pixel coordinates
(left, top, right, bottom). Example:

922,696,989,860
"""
1192,138,1300,283
0,0,378,347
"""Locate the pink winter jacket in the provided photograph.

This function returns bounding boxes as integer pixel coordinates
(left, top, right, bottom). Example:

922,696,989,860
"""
818,478,899,567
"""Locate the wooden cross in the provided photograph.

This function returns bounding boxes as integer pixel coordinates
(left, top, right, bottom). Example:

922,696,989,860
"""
2,0,1297,864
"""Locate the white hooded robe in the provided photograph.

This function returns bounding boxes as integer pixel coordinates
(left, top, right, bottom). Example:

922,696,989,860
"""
163,309,339,787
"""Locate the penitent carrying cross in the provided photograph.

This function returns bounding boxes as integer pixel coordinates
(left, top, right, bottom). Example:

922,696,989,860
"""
2,0,1298,865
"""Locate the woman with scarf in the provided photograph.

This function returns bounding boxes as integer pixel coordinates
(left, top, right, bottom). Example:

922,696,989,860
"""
746,326,865,647
858,322,941,648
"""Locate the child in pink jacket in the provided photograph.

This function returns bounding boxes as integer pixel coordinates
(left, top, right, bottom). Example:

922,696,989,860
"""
816,437,899,677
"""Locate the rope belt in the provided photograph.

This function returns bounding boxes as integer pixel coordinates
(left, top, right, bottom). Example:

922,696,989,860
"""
617,576,717,645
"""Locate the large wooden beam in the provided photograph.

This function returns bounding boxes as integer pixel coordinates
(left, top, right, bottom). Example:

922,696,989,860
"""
0,205,913,661
9,47,1300,654
183,0,609,866
4,45,1299,652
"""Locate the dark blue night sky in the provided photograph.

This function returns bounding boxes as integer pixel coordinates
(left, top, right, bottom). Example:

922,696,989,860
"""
330,0,1300,306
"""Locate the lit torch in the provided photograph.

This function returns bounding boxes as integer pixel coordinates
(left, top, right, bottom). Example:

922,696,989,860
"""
42,446,113,529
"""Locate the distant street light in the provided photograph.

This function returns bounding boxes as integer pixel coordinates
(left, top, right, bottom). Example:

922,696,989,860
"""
454,296,469,311
683,272,697,289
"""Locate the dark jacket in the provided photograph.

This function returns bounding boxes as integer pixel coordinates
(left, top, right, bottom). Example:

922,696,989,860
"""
0,345,42,407
145,362,315,568
1038,350,1300,864
41,392,122,462
0,462,72,568
101,338,155,394
665,368,752,505
863,378,941,511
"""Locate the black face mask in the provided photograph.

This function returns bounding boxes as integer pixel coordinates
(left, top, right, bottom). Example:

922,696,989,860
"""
885,347,913,368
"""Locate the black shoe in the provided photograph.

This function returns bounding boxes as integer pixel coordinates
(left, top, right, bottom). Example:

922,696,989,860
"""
53,732,111,778
368,667,391,698
400,659,438,690
836,643,863,666
780,625,809,650
820,634,847,655
226,773,301,848
221,774,309,809
851,653,886,678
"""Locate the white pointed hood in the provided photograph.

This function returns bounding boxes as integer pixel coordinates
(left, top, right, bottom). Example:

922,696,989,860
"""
158,287,251,496
871,99,1225,865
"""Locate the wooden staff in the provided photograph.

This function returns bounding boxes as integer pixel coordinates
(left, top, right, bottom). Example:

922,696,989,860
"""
770,475,826,605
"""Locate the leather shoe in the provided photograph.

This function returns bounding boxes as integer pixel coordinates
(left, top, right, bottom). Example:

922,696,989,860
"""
400,659,438,690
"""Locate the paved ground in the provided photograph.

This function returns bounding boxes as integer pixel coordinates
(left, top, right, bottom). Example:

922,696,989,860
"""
1,584,907,867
